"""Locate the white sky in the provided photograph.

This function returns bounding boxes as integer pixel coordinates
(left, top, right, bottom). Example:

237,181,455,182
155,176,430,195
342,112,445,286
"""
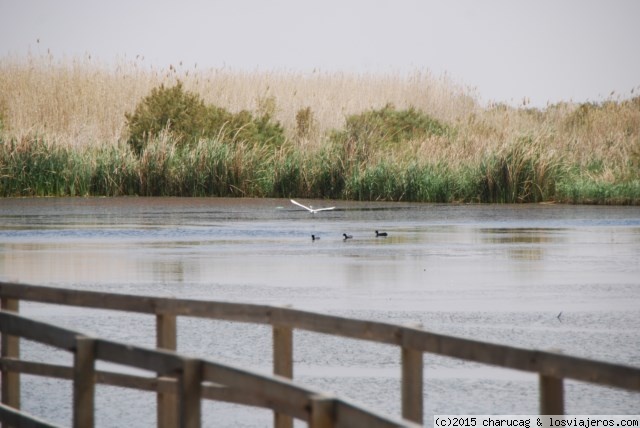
1,0,639,107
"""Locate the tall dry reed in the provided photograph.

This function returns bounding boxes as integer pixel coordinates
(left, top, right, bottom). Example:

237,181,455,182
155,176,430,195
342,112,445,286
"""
0,53,477,145
1,54,638,203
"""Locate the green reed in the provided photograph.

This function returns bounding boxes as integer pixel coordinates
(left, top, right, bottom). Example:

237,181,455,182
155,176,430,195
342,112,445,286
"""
1,135,639,204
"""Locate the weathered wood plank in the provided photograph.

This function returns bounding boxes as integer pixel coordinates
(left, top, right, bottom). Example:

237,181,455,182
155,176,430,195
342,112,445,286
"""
540,374,564,415
399,325,640,391
156,313,177,351
2,282,640,393
0,358,162,391
156,313,178,428
334,399,421,428
273,324,294,428
0,402,63,428
0,359,72,380
273,325,293,379
73,337,96,428
401,347,423,424
201,382,272,410
0,282,157,314
0,358,290,413
156,299,275,324
94,339,183,375
273,308,403,346
0,310,77,350
309,395,335,428
201,360,315,421
1,297,20,411
178,359,201,428
0,308,423,428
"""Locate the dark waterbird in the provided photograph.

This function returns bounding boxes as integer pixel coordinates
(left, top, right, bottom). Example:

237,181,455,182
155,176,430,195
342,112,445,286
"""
375,230,388,237
311,234,320,241
343,233,353,240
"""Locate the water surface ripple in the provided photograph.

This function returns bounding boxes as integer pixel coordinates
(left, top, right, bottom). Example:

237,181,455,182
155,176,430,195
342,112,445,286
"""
1,197,638,427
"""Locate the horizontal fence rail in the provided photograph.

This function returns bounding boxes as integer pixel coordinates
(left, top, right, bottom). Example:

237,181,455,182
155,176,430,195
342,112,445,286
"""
0,310,418,428
1,281,640,427
0,401,63,428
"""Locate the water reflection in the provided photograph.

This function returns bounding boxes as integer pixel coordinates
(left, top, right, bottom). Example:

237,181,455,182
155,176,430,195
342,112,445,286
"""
1,198,639,297
1,198,639,423
479,228,559,244
478,228,561,261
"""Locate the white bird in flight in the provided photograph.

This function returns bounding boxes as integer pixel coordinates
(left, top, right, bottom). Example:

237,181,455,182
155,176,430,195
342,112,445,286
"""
290,199,335,214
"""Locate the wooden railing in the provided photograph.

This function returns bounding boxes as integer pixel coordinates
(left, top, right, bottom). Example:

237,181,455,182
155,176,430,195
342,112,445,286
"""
0,310,418,428
1,282,639,427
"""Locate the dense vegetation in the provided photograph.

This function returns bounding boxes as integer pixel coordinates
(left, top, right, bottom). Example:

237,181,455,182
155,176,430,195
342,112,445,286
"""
125,81,284,155
1,55,638,204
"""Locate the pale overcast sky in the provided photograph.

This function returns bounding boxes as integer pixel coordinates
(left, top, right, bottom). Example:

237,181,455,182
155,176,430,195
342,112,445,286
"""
1,0,639,107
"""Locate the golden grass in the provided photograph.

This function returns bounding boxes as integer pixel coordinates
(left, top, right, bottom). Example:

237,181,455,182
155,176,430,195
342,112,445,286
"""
1,52,638,178
0,54,477,145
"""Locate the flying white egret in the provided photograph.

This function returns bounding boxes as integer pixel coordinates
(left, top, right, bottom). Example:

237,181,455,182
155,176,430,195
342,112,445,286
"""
290,199,335,214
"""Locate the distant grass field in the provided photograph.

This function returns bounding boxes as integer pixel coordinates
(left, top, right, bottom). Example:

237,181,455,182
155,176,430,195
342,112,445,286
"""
1,54,639,203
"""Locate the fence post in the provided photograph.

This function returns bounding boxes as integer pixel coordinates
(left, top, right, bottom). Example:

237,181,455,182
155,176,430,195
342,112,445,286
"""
178,358,201,428
539,374,564,415
273,319,293,428
309,395,334,428
1,297,20,411
157,313,178,428
402,346,423,424
73,337,96,428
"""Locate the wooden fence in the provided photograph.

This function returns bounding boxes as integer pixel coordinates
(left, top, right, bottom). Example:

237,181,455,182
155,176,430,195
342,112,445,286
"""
0,310,417,428
1,282,639,427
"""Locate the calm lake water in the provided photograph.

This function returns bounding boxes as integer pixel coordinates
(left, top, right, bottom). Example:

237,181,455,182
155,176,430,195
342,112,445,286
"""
0,197,639,427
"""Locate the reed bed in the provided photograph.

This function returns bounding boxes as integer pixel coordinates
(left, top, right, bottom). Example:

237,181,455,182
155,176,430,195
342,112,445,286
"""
1,54,639,203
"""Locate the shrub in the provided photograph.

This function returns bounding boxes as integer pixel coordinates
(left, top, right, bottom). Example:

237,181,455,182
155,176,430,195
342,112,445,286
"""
125,82,285,155
247,110,286,148
125,81,209,155
333,104,450,149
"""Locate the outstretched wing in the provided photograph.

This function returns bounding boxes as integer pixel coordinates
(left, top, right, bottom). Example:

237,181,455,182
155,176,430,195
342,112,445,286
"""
313,206,335,212
290,199,312,212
